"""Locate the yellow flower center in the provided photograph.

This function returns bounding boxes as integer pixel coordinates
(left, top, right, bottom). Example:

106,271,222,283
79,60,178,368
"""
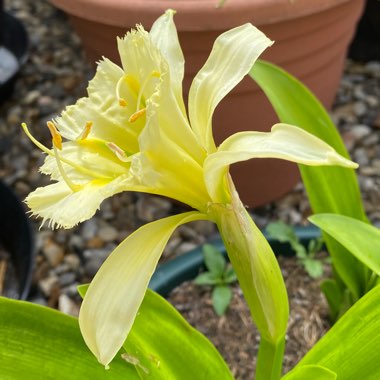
116,70,161,123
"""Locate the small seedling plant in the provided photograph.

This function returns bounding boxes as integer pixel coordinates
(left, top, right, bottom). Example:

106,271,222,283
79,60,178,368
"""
194,244,237,316
266,221,325,278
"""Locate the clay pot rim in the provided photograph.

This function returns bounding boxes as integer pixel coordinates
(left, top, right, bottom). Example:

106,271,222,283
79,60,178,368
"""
50,0,352,30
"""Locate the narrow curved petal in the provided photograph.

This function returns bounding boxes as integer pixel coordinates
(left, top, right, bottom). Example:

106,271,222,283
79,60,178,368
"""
26,175,128,229
150,9,186,113
79,211,209,367
188,24,273,153
205,123,358,202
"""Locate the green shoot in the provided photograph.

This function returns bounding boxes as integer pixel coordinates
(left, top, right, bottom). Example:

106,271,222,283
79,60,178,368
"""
194,244,237,316
266,221,325,278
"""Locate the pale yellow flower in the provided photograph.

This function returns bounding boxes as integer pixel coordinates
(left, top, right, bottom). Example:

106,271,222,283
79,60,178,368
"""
24,10,357,367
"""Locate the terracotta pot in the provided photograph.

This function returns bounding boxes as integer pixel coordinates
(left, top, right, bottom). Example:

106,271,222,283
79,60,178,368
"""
49,0,365,207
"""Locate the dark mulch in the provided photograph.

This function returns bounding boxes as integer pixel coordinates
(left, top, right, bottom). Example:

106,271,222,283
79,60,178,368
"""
168,255,331,380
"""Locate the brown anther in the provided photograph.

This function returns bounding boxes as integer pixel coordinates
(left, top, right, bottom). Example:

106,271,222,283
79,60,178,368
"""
47,121,62,150
128,108,146,123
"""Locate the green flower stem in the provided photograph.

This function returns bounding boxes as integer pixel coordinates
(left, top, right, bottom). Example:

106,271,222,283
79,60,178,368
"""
256,335,285,380
211,176,288,376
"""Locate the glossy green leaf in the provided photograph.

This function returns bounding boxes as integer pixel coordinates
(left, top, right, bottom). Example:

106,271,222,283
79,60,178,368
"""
250,60,368,299
0,290,233,380
296,284,380,379
212,286,233,316
310,214,380,276
0,297,135,379
123,289,233,379
282,364,337,380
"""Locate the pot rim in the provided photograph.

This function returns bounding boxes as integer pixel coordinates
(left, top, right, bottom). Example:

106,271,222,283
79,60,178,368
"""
49,0,353,30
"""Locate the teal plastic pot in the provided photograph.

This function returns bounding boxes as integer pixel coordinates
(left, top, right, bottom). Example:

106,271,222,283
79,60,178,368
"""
149,225,321,297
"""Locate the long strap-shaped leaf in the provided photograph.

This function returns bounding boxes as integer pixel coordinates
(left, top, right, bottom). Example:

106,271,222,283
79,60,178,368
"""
292,284,380,379
0,291,233,380
250,60,368,300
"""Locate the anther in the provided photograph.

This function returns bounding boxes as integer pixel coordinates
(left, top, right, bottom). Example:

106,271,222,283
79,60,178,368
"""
118,98,128,107
106,142,129,162
47,121,62,150
128,108,146,123
77,121,93,141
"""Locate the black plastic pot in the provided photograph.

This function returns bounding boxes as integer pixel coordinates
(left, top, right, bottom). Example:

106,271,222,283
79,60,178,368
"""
0,181,34,299
149,225,321,297
0,4,29,104
349,0,380,61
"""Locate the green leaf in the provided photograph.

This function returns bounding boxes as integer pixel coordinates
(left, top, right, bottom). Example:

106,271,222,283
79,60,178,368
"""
124,289,233,379
194,272,219,285
0,291,233,380
266,221,297,243
320,279,342,321
203,243,226,276
310,214,380,276
250,60,368,300
296,284,380,379
302,258,324,279
224,266,237,284
0,297,136,379
212,286,233,316
282,365,337,380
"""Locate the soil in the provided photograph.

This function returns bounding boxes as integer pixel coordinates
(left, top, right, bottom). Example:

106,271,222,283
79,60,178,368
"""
167,255,331,380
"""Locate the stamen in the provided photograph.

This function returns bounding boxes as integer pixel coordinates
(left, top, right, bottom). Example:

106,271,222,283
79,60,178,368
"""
46,121,62,150
21,123,109,180
21,123,53,156
106,142,129,162
135,70,161,113
128,108,146,123
76,121,93,141
53,144,82,192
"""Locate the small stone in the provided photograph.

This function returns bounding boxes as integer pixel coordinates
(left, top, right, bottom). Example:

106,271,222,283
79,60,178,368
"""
64,253,81,270
39,275,59,296
68,234,85,251
360,166,378,176
350,124,372,140
43,240,65,267
98,225,118,242
81,219,98,240
24,90,40,105
86,236,104,249
352,102,367,117
58,272,77,287
362,133,379,146
354,148,370,166
136,195,172,222
175,242,198,256
58,294,80,316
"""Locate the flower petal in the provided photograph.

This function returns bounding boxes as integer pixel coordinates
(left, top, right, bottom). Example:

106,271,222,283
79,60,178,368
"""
26,176,128,229
205,123,358,202
134,96,209,210
55,59,141,153
150,9,186,113
79,211,208,366
188,24,273,153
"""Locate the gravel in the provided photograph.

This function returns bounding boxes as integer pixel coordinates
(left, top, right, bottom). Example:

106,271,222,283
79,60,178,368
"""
1,0,380,315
